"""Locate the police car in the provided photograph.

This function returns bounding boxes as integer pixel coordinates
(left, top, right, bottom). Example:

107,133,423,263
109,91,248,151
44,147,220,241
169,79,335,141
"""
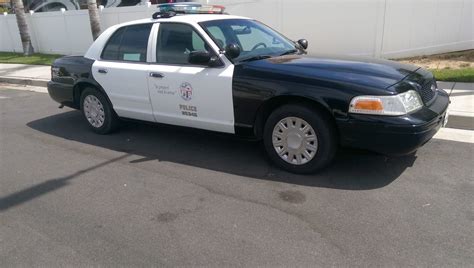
47,3,450,174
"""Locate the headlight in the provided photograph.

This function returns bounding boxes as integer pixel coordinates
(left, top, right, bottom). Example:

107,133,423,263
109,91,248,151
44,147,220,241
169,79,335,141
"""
349,90,423,116
51,66,60,79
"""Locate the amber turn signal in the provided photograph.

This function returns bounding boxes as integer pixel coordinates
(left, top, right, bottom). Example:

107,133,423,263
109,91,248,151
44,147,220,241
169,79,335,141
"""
353,99,384,111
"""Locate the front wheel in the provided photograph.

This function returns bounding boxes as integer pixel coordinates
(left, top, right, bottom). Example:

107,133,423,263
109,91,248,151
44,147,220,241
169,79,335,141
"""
263,104,337,174
80,88,119,134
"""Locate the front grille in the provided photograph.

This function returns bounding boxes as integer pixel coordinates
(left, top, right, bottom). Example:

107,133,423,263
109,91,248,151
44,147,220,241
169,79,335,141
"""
418,80,437,104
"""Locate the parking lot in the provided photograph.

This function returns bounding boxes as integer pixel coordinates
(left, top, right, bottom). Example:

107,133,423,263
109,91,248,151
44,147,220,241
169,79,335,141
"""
1,85,473,266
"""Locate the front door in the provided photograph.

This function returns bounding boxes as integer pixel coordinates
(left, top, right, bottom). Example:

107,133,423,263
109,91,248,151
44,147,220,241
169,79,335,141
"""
147,22,235,134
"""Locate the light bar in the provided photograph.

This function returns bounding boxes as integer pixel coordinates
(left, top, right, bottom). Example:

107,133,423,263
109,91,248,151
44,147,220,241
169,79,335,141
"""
157,2,225,14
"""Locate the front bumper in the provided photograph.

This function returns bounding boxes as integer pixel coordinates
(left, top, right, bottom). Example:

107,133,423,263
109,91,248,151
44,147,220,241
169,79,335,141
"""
338,89,450,155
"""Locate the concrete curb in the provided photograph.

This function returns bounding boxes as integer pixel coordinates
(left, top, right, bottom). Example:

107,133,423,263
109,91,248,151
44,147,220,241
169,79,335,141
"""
0,76,48,88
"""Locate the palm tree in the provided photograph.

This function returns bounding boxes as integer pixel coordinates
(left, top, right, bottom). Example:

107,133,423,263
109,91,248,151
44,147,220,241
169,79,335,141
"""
11,0,34,55
87,0,101,40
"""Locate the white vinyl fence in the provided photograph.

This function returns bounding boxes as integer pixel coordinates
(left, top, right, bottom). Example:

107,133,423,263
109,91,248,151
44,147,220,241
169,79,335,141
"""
0,5,158,55
1,0,473,58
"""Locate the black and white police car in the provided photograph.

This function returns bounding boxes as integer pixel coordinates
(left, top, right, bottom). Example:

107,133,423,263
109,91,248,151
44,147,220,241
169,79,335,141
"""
48,3,450,174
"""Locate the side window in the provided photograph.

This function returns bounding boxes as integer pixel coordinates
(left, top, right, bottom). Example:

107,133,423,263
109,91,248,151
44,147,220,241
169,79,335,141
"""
101,24,152,62
156,23,210,65
101,27,126,61
119,24,152,62
192,31,206,51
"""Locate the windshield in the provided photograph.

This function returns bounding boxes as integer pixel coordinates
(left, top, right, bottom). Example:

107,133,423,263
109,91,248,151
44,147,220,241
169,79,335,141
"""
200,19,297,62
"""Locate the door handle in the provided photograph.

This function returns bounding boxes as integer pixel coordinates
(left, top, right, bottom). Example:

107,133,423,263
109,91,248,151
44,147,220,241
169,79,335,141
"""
150,72,164,78
98,69,108,74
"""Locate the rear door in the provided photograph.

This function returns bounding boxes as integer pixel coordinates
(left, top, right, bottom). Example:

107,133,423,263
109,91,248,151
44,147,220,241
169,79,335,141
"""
92,23,155,122
147,22,235,134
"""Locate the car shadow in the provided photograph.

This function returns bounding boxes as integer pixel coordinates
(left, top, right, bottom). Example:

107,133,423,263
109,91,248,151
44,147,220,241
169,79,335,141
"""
27,111,417,190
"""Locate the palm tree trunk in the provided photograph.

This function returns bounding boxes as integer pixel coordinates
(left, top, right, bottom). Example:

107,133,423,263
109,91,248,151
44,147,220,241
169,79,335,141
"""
87,0,101,41
12,0,34,55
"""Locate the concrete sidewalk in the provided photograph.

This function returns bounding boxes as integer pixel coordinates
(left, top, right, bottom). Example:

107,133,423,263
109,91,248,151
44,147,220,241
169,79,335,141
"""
0,63,50,87
437,82,474,130
0,63,472,130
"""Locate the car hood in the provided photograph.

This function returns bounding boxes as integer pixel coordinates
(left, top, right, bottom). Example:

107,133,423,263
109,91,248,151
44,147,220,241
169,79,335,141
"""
241,54,420,90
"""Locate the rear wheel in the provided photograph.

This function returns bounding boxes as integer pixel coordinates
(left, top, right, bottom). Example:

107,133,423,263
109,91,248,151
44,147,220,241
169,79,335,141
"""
80,88,119,134
263,104,337,174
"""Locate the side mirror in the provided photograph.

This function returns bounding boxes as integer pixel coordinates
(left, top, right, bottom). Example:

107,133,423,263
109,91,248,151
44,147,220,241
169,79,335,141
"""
297,39,308,50
188,51,223,67
189,51,212,65
224,44,241,59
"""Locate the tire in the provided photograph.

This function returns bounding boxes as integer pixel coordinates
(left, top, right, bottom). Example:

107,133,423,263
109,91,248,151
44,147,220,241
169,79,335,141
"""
80,87,119,134
263,104,337,174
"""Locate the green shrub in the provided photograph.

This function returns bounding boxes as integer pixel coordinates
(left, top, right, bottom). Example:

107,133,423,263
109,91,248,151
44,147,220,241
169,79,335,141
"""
0,6,11,14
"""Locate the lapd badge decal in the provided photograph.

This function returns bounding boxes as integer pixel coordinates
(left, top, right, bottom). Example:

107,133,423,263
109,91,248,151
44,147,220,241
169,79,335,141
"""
180,82,193,101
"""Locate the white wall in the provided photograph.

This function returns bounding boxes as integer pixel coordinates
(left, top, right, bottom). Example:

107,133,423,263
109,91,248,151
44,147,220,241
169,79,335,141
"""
0,0,473,58
0,4,157,55
210,0,474,58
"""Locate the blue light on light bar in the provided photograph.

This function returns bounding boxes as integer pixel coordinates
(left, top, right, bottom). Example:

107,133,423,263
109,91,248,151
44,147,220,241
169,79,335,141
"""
157,2,225,14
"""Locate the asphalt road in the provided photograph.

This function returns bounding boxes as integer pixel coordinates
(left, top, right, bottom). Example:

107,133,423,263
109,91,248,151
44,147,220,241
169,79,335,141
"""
1,86,473,267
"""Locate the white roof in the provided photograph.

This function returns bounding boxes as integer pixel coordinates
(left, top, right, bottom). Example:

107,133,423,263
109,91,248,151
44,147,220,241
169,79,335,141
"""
118,14,248,27
159,14,248,23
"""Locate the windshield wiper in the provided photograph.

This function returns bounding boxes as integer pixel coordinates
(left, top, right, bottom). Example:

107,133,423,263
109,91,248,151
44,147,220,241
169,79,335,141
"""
280,49,299,56
240,55,273,62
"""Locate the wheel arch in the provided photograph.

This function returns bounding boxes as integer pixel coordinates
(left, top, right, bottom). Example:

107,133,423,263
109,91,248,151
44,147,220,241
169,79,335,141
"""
73,80,113,109
254,95,338,139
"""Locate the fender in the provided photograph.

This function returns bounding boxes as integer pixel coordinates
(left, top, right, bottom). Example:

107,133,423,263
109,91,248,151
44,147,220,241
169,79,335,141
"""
232,62,341,138
73,77,115,109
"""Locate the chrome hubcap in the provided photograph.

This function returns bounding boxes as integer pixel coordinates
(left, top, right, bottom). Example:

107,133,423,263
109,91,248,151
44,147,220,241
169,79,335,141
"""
272,117,318,165
83,95,105,128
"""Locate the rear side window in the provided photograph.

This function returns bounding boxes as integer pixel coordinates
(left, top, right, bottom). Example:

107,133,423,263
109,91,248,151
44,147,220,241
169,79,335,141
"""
101,27,125,61
101,24,152,62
